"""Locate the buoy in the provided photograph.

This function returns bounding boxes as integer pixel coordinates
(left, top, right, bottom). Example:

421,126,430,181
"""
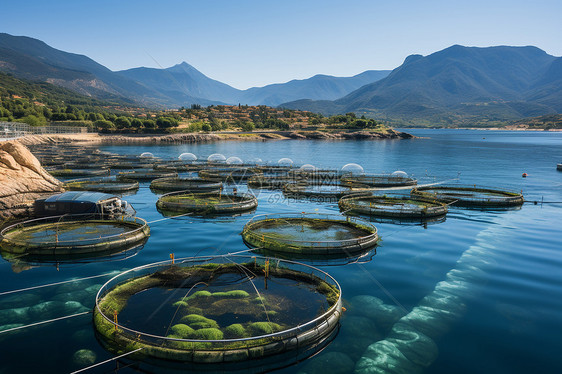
522,173,528,178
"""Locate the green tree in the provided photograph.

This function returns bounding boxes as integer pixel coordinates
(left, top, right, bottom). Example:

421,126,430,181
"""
114,116,131,129
201,123,211,132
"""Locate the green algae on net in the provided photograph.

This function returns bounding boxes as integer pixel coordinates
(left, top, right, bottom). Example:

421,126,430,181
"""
241,213,379,256
339,195,448,219
410,185,524,207
156,190,258,215
0,214,150,258
64,176,139,193
93,255,342,364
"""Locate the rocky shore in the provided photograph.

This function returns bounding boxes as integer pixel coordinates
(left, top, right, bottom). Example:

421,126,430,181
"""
13,129,414,146
0,140,63,222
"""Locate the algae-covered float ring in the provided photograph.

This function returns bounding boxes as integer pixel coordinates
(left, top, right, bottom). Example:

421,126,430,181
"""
242,213,379,256
247,175,302,190
198,167,261,182
0,214,150,259
411,185,524,207
341,174,418,187
117,170,178,181
93,255,342,365
108,162,156,170
150,177,222,193
48,168,110,178
282,182,372,200
64,176,139,193
339,195,448,219
156,190,258,215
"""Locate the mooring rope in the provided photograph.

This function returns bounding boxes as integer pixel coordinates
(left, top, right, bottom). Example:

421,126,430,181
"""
147,211,194,224
69,347,144,374
0,271,118,296
0,311,90,335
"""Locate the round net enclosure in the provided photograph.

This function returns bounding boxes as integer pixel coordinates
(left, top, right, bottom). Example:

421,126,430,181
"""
198,167,261,183
93,255,342,364
150,177,223,193
48,168,110,178
410,185,525,207
341,173,418,187
117,170,178,181
339,195,448,219
0,214,150,260
282,181,372,201
247,175,302,190
207,153,227,163
156,190,258,216
64,176,139,193
241,213,379,256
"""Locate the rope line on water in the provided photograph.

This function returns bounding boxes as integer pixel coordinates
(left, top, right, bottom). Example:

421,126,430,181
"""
0,311,91,335
0,272,118,296
69,347,144,374
147,211,194,224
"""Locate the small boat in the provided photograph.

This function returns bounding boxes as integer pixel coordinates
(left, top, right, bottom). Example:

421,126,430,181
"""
557,163,562,171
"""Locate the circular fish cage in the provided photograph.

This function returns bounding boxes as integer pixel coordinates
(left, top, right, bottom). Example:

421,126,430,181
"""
339,195,448,218
153,160,206,172
150,177,223,193
0,214,150,259
241,213,379,256
93,255,342,365
64,176,139,193
156,190,258,216
48,168,110,178
341,174,418,187
198,167,261,182
247,175,302,190
254,165,296,176
117,170,178,181
410,185,525,207
288,168,341,184
282,181,372,200
108,162,156,170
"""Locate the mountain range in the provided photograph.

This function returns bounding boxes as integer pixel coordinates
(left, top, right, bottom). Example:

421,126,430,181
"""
1,32,561,126
0,33,389,108
282,45,562,125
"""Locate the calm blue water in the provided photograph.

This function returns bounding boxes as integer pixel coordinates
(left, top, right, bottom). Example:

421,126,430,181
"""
0,129,561,373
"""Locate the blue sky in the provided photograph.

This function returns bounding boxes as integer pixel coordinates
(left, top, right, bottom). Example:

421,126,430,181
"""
3,0,561,89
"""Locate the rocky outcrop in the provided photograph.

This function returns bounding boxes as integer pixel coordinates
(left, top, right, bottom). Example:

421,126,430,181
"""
286,129,415,140
0,140,63,221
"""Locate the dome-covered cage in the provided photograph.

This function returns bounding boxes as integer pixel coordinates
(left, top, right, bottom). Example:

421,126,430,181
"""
410,185,525,207
150,177,223,194
340,163,365,176
207,153,227,164
64,176,139,193
93,255,342,365
117,169,178,182
156,189,258,216
340,172,417,187
139,152,155,159
178,152,198,161
0,214,150,261
339,194,448,219
241,213,379,257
